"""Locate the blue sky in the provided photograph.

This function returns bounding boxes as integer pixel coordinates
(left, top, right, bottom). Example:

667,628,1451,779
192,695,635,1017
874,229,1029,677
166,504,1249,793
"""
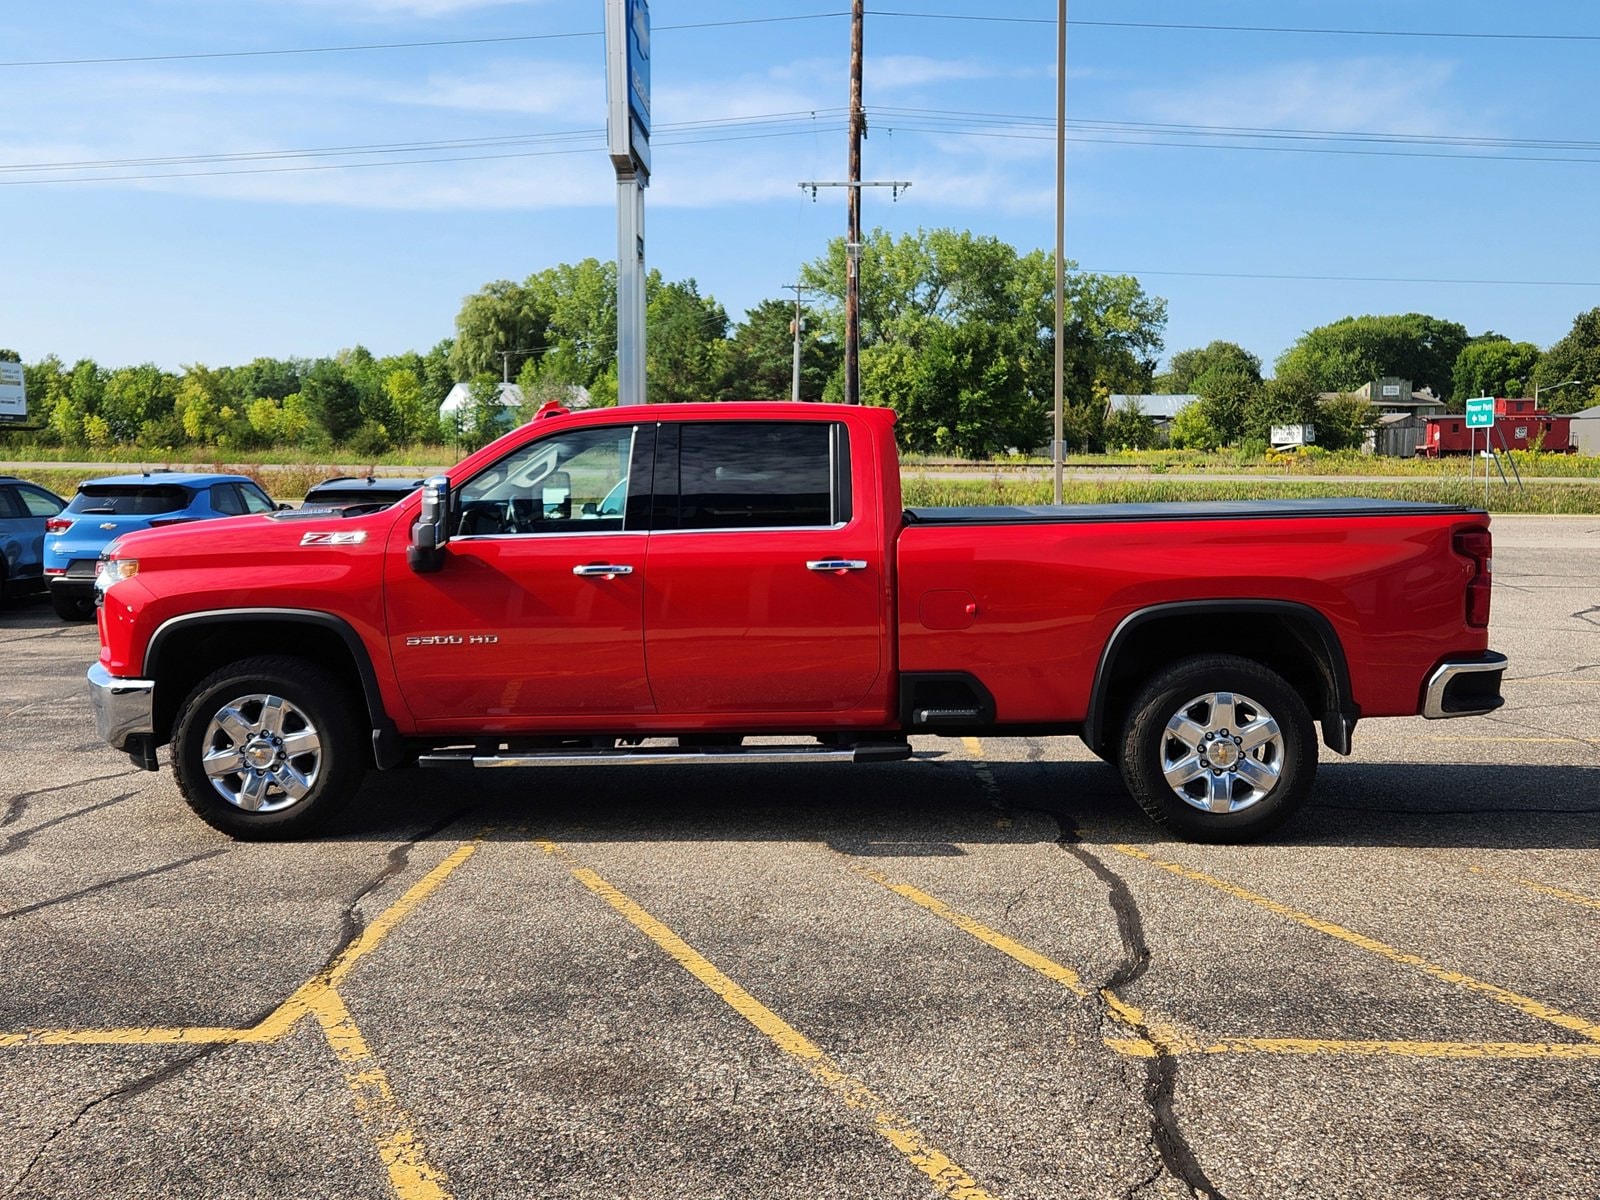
5,1,1599,378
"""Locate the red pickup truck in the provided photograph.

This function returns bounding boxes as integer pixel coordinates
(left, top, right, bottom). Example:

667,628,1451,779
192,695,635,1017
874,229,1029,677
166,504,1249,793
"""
88,402,1505,842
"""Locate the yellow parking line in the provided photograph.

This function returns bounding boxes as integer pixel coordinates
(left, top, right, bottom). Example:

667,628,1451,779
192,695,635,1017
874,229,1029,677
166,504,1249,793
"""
532,840,1000,1200
250,841,481,1043
846,865,1197,1051
1468,867,1600,912
1110,845,1600,1043
310,987,452,1200
1128,1038,1600,1060
0,1027,244,1048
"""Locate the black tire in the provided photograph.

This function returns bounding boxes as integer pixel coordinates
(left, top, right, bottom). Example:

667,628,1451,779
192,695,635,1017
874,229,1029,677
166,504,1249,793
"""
1119,654,1316,843
51,590,95,621
171,656,365,840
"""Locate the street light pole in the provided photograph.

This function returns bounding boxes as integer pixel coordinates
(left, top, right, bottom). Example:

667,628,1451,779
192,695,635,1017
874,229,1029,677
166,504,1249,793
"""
1534,377,1584,408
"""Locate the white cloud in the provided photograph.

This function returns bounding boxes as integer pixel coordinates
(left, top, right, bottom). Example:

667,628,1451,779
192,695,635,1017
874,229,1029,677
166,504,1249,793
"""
869,55,1001,90
1129,57,1468,137
282,0,547,18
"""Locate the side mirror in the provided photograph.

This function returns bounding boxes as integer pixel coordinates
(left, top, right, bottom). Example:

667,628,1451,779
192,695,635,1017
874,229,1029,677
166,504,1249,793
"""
408,475,451,574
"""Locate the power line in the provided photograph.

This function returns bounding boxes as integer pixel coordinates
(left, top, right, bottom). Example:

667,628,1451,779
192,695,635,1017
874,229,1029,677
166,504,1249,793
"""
868,10,1600,43
8,9,1598,69
0,13,851,69
1087,268,1600,288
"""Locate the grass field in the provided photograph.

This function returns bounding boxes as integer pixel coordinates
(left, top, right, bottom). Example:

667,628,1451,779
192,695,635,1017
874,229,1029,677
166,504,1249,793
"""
10,448,1600,514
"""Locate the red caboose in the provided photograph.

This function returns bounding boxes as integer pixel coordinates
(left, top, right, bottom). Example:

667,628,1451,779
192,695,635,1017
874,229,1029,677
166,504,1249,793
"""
1420,397,1574,457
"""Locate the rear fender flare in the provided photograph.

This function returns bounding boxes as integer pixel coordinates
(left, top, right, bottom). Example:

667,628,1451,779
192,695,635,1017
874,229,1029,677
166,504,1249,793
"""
1084,600,1356,756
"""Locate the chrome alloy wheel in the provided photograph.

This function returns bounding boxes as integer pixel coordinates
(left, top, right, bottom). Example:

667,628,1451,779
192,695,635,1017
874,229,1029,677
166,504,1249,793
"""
1159,690,1284,814
200,692,323,813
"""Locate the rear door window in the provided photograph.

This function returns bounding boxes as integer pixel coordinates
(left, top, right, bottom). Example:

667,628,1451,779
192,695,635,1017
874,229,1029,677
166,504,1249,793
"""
0,487,23,520
675,422,847,531
240,484,277,514
69,484,190,515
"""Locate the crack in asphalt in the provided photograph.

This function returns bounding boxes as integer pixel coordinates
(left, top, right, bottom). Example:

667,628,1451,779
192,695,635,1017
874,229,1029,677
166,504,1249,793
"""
0,850,228,920
2,1045,221,1198
0,771,138,832
981,757,1230,1200
0,793,138,857
318,806,478,984
1572,605,1600,628
1054,821,1230,1200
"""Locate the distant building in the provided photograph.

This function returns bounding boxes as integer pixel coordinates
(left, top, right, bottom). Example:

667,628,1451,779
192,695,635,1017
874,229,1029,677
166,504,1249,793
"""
439,381,525,433
1571,404,1600,456
1315,378,1446,457
438,382,594,433
1105,394,1199,443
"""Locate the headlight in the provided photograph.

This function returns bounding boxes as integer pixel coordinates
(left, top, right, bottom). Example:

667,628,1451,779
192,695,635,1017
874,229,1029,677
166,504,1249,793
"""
94,556,139,600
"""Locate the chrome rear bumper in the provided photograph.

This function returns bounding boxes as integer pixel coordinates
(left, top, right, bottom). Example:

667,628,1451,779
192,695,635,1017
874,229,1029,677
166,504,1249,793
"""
1422,652,1508,719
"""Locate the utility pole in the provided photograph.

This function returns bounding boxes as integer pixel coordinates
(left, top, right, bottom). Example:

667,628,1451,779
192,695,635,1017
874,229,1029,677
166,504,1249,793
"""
847,0,864,404
782,283,812,402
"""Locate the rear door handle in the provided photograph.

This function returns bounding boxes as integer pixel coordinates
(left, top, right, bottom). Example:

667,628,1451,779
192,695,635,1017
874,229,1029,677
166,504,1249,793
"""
806,559,868,573
573,564,634,578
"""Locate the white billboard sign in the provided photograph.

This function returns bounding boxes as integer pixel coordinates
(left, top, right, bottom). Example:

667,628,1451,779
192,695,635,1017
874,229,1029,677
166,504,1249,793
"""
0,361,25,422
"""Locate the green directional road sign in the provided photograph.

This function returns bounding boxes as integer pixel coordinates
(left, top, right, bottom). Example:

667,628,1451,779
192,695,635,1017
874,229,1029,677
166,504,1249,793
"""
1466,397,1495,428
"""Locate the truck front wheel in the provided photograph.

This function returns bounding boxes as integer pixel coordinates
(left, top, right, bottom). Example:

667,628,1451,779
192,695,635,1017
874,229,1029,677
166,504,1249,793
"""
171,656,365,840
1120,654,1316,842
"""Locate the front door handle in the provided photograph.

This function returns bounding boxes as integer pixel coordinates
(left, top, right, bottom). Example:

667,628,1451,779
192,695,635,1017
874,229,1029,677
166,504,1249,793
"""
806,559,868,573
573,564,634,578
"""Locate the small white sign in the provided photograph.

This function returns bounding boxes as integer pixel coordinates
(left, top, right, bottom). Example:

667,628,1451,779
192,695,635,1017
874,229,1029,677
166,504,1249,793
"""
0,361,25,419
1382,384,1401,397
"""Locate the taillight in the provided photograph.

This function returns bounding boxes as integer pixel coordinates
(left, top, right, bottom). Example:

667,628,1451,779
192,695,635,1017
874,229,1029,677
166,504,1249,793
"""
45,516,72,533
148,516,191,527
1454,526,1493,628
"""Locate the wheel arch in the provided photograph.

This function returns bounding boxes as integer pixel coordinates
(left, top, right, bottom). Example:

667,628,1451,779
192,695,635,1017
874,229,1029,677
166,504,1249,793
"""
145,608,402,768
1084,600,1356,758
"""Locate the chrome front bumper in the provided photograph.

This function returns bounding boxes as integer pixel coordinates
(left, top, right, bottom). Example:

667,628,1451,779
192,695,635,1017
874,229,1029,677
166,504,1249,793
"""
1422,651,1508,720
87,662,155,750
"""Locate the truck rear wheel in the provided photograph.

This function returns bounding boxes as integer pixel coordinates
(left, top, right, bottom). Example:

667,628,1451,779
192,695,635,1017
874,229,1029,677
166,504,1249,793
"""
171,656,364,840
1120,654,1316,842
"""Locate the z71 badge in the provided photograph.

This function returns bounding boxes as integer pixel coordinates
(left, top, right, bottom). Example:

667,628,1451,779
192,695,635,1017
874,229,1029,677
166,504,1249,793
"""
300,531,368,546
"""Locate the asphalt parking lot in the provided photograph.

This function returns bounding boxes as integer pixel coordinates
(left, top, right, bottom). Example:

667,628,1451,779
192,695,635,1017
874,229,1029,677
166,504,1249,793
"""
2,514,1597,1200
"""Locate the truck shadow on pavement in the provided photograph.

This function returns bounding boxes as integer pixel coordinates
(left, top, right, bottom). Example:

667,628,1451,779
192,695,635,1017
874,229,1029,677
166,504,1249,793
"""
330,755,1600,853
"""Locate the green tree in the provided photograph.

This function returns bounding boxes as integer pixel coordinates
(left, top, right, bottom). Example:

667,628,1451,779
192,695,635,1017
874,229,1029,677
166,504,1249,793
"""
721,297,838,401
1103,397,1158,450
300,359,363,442
524,258,617,389
1275,313,1470,401
1192,366,1261,445
646,274,729,404
1532,307,1600,412
1156,341,1262,394
1168,402,1221,451
1243,368,1321,443
1452,337,1541,402
1315,394,1381,452
451,280,549,381
801,228,1165,452
102,365,178,442
175,364,236,444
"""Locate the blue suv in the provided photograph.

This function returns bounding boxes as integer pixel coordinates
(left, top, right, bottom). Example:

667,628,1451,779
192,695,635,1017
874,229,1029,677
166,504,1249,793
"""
0,476,68,602
45,471,280,620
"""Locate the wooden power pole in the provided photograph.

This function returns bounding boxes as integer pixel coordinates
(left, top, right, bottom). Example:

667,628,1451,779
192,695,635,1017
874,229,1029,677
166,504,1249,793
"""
846,0,864,405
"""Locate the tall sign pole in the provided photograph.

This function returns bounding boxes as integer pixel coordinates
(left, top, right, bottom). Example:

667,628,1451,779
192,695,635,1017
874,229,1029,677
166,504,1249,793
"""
605,0,650,406
1053,0,1066,504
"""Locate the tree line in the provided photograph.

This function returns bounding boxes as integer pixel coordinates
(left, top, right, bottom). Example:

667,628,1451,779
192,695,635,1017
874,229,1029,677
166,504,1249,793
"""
7,227,1600,458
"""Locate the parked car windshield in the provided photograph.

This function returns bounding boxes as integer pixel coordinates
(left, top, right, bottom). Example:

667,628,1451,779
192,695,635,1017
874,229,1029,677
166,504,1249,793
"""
68,484,191,516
